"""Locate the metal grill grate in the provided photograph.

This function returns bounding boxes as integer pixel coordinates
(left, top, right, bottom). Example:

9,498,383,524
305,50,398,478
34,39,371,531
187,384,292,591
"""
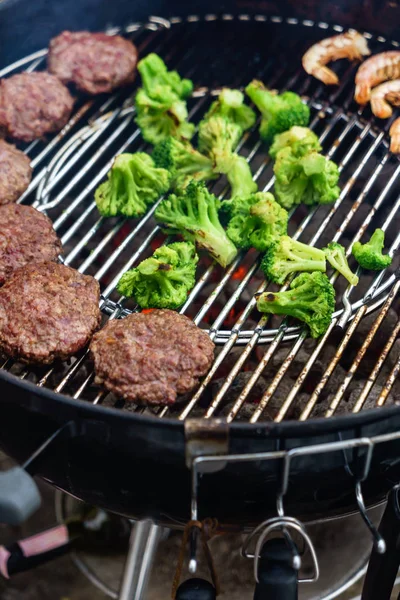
1,15,399,422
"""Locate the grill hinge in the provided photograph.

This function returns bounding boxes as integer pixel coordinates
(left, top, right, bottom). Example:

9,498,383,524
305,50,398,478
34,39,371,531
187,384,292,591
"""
184,418,229,471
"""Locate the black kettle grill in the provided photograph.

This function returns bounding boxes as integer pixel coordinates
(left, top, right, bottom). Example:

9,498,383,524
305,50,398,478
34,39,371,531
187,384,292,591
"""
0,0,400,597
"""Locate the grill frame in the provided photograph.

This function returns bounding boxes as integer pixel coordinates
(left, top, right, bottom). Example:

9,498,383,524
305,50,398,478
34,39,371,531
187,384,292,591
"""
0,12,400,527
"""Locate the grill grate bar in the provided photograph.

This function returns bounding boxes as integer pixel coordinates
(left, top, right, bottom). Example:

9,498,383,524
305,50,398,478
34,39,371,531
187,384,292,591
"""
325,280,400,417
300,308,368,420
376,354,400,407
352,320,400,413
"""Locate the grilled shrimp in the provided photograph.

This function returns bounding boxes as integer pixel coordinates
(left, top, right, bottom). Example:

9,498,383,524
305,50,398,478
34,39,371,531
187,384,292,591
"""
389,117,400,153
370,80,400,118
355,51,400,105
302,31,370,85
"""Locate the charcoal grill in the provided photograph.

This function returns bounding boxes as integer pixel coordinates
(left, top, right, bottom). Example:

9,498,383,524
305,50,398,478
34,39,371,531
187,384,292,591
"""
1,2,400,597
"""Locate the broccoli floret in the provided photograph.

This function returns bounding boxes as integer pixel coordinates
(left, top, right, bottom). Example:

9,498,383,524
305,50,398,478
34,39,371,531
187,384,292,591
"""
204,88,256,131
138,53,193,100
256,271,335,338
117,241,198,309
323,242,359,286
152,136,217,190
198,116,257,199
226,192,288,251
269,126,321,159
198,116,242,156
273,147,340,209
246,80,310,143
95,153,170,218
135,88,195,145
352,229,392,271
155,181,238,268
261,236,326,284
135,54,195,145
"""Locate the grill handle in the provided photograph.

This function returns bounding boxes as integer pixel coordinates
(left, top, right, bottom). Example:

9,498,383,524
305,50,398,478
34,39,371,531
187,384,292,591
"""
361,486,400,600
254,538,298,600
0,467,41,526
175,578,216,599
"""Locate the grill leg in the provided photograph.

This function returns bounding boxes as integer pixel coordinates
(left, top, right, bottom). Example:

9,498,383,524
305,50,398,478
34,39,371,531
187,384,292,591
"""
119,519,163,600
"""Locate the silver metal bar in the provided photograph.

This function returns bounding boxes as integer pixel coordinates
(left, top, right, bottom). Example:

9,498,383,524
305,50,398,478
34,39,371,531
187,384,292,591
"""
325,279,400,417
118,520,163,600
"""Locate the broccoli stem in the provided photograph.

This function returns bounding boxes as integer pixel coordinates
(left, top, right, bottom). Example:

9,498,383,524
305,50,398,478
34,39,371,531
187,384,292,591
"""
257,287,313,315
215,152,257,199
324,243,359,286
368,229,385,252
196,192,237,267
245,81,274,115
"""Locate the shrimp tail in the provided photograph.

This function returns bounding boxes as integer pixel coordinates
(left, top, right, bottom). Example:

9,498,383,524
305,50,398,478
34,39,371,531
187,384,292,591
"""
355,83,370,105
389,118,400,153
312,65,339,86
371,97,393,118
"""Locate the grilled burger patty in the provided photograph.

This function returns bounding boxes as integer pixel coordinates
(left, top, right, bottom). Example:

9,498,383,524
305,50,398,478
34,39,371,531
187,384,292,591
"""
48,31,138,95
0,204,62,286
90,309,215,405
0,262,101,364
0,72,74,142
0,140,32,205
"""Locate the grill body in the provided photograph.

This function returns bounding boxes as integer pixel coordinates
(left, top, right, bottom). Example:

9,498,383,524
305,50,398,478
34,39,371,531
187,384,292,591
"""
2,371,400,527
0,0,399,528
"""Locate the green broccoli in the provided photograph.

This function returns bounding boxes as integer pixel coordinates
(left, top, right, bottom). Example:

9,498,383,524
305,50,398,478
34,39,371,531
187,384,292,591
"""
198,115,242,156
155,181,238,268
269,126,321,159
117,241,198,309
135,54,195,145
352,229,392,271
138,53,193,100
323,242,359,286
245,80,310,143
95,153,170,218
226,192,288,251
215,152,258,200
152,136,217,190
135,88,195,145
273,147,340,209
261,236,326,284
198,116,257,199
256,271,335,338
204,88,256,132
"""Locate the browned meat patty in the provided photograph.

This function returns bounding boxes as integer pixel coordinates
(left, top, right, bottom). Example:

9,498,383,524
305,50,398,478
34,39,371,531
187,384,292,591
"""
0,262,101,364
48,31,138,95
0,141,32,205
0,204,62,286
90,309,215,405
0,72,74,142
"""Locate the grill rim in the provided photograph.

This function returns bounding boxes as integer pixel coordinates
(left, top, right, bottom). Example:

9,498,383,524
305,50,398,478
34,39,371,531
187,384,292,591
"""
2,365,400,437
